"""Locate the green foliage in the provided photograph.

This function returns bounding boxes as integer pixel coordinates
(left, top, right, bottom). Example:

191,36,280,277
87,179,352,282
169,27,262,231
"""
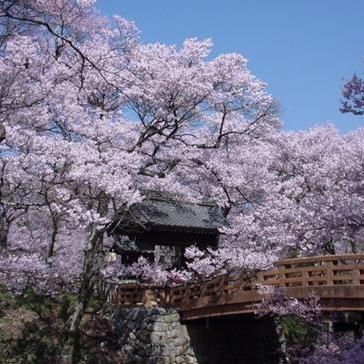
59,294,77,322
0,286,67,363
0,286,120,363
282,315,317,345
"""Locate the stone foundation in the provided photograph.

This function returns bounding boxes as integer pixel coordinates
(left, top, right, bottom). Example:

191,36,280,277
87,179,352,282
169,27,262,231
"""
112,308,364,364
113,308,282,364
113,308,197,364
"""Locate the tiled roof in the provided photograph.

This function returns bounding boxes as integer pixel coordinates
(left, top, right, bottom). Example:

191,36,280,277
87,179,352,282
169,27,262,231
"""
128,193,226,233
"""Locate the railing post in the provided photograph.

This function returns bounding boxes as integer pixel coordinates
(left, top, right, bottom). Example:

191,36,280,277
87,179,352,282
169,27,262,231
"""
302,270,308,287
353,266,360,285
326,261,334,286
278,264,285,287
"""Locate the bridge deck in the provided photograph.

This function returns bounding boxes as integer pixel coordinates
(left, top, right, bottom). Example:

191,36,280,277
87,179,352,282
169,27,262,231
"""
101,254,364,321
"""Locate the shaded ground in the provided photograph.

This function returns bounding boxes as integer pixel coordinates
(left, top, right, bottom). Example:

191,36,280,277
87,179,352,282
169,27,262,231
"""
0,287,123,364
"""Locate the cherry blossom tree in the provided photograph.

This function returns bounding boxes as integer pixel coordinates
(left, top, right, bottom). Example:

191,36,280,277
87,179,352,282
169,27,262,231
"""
0,1,281,361
303,336,364,364
0,1,142,361
2,1,364,362
169,125,364,283
341,73,364,116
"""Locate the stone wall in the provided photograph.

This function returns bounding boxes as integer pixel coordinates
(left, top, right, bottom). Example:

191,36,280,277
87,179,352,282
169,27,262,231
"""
113,308,282,364
112,308,364,364
113,308,197,364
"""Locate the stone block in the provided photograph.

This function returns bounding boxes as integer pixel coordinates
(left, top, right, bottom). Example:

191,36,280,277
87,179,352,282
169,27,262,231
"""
149,356,162,364
150,332,165,342
160,356,171,364
164,313,180,323
153,322,169,332
113,307,197,364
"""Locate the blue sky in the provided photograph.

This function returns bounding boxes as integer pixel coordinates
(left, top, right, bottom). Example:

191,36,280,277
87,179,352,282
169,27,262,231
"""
97,0,364,132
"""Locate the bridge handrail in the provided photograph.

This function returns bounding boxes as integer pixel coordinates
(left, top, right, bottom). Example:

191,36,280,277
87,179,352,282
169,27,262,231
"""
276,254,364,266
104,254,364,309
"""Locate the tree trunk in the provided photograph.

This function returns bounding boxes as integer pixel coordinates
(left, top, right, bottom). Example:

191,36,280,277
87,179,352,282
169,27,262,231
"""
0,123,5,143
61,228,105,364
274,317,289,364
0,217,8,249
47,218,58,258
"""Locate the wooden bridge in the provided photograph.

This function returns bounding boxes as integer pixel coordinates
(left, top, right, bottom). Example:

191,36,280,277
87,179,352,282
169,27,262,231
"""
101,254,364,321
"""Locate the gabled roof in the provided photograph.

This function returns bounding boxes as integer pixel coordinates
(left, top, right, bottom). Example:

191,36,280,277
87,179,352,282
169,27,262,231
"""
114,191,227,234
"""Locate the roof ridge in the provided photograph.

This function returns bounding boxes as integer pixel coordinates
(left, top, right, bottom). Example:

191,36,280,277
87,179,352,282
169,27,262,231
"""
142,190,217,207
